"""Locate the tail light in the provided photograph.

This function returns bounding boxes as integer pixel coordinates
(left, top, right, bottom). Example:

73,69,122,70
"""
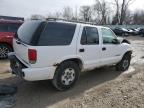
28,49,37,64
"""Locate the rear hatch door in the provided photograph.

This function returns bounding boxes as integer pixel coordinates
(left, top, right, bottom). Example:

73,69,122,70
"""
13,20,43,65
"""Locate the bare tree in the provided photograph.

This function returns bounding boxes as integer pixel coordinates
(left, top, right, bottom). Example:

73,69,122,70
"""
46,11,62,19
79,5,93,22
93,0,110,25
112,0,120,24
124,9,133,24
112,0,135,25
132,10,144,25
72,6,79,21
31,14,45,20
54,12,62,18
62,6,73,20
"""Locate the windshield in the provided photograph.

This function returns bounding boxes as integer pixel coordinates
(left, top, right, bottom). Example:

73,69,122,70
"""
17,20,42,45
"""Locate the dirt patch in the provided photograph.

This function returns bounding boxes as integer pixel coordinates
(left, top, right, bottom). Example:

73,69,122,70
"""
49,64,144,108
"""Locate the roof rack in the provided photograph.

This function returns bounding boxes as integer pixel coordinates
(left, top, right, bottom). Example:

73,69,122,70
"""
46,18,96,25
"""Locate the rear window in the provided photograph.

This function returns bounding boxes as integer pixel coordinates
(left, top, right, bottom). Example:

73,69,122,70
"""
38,22,76,46
17,20,42,45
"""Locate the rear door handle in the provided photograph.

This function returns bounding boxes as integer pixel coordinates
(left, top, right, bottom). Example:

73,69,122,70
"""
102,47,106,51
79,49,85,52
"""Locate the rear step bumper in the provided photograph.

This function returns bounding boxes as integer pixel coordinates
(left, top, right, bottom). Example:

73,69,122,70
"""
8,52,56,81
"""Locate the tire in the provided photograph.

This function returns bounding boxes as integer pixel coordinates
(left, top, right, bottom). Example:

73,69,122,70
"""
116,53,131,71
0,44,12,59
52,61,80,91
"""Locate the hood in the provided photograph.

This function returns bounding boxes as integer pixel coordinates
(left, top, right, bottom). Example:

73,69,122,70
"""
117,37,131,44
117,37,124,43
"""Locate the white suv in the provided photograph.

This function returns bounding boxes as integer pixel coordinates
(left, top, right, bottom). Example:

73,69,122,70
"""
9,19,132,90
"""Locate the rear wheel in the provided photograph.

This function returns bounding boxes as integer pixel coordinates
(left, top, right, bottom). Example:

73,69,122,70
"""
116,53,131,71
0,44,12,59
52,61,80,91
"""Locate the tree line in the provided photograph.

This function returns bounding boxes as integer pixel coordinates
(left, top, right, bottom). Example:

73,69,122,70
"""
31,0,144,25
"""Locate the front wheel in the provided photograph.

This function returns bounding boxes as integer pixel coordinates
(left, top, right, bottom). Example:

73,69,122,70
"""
116,53,131,71
52,61,80,91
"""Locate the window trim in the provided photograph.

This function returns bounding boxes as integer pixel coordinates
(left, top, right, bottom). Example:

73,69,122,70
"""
16,20,43,45
80,26,99,45
101,28,118,45
37,22,76,46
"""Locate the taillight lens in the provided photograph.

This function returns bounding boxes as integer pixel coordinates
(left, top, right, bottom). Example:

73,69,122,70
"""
28,49,37,64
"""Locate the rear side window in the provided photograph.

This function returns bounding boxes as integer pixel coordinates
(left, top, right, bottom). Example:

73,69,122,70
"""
81,26,99,45
0,23,21,32
8,24,21,32
38,22,76,46
17,20,42,45
0,24,8,32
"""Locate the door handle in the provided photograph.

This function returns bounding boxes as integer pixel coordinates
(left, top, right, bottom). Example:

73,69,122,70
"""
102,47,106,51
79,48,85,52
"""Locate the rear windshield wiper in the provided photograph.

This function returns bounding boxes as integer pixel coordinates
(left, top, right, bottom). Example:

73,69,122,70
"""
14,33,22,42
15,35,26,46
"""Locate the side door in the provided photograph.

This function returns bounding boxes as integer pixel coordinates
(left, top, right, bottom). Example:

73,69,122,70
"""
77,26,101,71
100,28,122,66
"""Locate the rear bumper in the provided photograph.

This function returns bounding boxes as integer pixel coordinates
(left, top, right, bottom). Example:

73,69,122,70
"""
8,52,56,81
22,67,55,81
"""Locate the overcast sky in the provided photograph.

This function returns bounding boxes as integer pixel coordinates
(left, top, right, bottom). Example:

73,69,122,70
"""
0,0,144,18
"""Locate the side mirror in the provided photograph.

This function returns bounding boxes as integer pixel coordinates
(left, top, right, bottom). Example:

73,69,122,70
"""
112,39,120,44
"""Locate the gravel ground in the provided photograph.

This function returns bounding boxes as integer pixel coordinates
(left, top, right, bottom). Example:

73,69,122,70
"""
0,36,144,108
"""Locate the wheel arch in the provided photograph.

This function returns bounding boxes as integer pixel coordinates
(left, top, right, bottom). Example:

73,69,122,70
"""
0,42,13,51
57,58,83,70
122,50,132,59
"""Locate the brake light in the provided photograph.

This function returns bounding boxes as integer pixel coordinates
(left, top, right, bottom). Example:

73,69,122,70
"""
28,49,37,64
